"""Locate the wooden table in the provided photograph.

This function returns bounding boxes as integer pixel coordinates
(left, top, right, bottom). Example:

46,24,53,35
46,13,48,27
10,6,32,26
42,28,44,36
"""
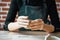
0,31,60,40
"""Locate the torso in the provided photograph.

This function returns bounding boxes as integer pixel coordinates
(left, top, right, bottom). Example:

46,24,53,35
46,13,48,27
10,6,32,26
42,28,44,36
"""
17,0,50,24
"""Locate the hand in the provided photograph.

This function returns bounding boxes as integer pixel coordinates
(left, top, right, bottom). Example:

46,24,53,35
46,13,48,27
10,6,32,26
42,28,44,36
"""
29,19,44,30
8,16,30,31
17,16,30,29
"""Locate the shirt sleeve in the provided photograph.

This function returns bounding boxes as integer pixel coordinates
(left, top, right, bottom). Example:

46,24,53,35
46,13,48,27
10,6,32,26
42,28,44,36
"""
46,0,60,32
3,0,19,31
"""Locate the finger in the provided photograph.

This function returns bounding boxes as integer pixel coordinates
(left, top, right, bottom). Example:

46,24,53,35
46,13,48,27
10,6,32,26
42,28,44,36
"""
17,19,30,23
30,25,41,28
30,28,39,30
30,20,36,24
31,25,44,30
17,22,29,26
30,28,38,30
30,20,43,24
29,24,44,30
18,16,28,19
29,22,43,27
35,19,42,21
17,19,28,22
30,26,39,30
17,16,28,22
15,22,29,28
36,19,44,23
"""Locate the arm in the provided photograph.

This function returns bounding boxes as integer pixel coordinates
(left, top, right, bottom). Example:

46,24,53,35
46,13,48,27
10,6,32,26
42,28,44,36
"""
46,0,60,32
3,0,19,30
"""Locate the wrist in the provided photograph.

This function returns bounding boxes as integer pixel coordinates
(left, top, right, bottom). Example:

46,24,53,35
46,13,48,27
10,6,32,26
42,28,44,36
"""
43,24,55,33
8,22,21,31
39,24,44,30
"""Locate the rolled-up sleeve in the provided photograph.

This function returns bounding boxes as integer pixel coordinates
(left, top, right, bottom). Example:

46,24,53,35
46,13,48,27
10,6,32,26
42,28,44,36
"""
46,0,60,32
3,0,19,30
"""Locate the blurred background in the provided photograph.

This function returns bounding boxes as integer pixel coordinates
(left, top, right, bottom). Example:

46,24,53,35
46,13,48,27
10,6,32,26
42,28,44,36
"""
0,0,60,29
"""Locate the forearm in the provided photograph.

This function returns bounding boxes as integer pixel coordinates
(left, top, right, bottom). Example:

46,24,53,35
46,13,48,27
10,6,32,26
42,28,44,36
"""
3,0,18,31
43,24,55,33
47,0,60,32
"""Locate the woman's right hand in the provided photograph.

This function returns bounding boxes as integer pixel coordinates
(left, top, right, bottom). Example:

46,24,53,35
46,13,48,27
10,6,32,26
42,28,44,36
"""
8,16,30,31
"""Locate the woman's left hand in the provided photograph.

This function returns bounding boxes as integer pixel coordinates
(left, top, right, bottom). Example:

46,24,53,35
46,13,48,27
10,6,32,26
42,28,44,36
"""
29,19,44,30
